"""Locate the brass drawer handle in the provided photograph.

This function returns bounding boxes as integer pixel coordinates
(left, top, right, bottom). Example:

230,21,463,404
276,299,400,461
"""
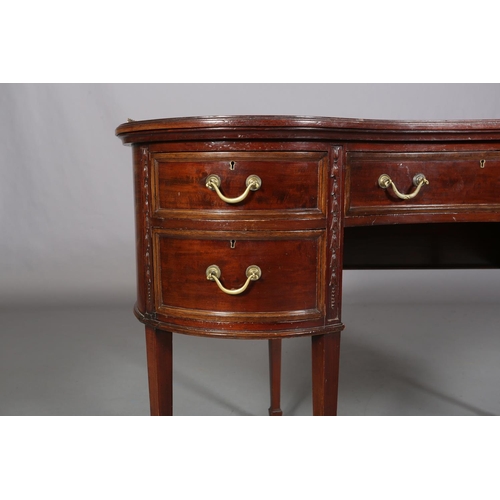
206,264,262,295
378,173,429,200
206,174,262,204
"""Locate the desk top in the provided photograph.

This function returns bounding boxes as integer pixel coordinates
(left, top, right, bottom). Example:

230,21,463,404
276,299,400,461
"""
116,115,500,144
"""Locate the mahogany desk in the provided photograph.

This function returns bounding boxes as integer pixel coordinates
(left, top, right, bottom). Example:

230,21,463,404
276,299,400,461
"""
116,116,500,416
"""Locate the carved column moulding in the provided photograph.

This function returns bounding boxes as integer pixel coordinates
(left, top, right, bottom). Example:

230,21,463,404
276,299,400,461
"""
142,146,153,313
329,146,341,318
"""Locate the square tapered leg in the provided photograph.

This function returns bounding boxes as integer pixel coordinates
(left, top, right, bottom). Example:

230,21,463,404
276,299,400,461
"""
145,326,173,416
311,332,341,416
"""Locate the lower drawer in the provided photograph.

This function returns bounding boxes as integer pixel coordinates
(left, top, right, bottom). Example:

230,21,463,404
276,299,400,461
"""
152,230,326,324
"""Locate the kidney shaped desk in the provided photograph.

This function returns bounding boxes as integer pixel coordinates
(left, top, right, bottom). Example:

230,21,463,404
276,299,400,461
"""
116,116,500,416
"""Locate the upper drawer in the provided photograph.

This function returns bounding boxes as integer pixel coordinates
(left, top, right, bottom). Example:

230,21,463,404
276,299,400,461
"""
150,151,328,218
346,151,500,216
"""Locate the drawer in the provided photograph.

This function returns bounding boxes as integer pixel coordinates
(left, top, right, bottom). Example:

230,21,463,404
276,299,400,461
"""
152,230,326,324
150,151,328,217
346,151,500,216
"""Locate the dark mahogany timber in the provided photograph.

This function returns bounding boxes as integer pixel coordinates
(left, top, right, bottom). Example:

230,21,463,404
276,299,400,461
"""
116,115,500,416
268,339,283,416
145,326,173,416
311,333,341,416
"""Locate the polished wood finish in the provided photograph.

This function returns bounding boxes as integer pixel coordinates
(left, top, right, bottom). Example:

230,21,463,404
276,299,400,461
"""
154,230,324,323
347,150,500,217
145,326,173,416
312,332,341,416
127,139,340,341
151,151,327,216
116,115,500,416
268,339,283,416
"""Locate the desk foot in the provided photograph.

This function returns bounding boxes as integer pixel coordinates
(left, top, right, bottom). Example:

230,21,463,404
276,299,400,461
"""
268,339,283,416
145,326,173,416
268,408,283,416
311,332,341,416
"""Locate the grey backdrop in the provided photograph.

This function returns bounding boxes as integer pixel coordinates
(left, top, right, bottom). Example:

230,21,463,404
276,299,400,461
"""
2,83,500,307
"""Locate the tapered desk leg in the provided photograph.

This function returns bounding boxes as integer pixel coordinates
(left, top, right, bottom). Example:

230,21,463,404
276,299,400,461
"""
311,332,341,416
145,326,173,416
268,339,283,416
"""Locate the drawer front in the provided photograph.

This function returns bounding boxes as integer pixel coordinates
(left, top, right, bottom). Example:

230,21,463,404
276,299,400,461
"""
151,151,328,217
347,151,500,215
152,230,326,324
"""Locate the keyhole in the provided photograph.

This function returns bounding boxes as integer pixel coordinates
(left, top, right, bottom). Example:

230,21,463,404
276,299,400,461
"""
230,240,236,249
230,161,235,170
480,159,485,168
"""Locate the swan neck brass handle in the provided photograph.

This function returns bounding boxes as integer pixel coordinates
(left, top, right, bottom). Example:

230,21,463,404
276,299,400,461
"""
206,265,261,295
206,174,262,204
378,173,429,200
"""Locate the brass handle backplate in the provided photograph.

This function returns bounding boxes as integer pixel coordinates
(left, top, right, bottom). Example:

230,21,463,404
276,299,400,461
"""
378,173,429,200
206,174,262,204
206,265,262,295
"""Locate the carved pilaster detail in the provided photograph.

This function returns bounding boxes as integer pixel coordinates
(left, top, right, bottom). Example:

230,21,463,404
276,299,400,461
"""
142,147,153,311
329,146,341,313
